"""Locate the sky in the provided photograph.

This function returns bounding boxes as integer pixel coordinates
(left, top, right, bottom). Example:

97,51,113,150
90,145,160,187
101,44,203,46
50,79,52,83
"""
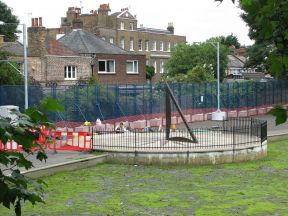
2,0,253,46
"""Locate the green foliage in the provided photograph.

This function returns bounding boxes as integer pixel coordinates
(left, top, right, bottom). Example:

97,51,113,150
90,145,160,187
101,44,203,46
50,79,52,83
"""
0,98,64,216
163,41,228,82
268,104,288,125
0,50,23,85
0,1,19,42
222,34,241,48
239,0,288,78
164,65,214,83
88,75,99,85
146,65,155,80
244,43,271,72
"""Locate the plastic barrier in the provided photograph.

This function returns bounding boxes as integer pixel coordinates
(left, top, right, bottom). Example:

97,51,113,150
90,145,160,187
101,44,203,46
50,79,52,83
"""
1,129,93,152
0,140,22,151
49,131,92,151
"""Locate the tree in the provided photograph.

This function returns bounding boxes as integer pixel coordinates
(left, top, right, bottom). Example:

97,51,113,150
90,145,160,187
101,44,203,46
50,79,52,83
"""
146,65,155,80
244,43,271,72
0,98,64,216
239,0,288,78
0,50,24,85
0,1,19,42
163,40,228,82
221,34,241,49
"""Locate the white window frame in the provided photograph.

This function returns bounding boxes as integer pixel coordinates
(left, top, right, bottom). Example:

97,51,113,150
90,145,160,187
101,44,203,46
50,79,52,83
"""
126,60,139,74
152,41,157,51
152,60,157,73
160,60,165,73
138,39,142,51
160,41,164,51
145,40,149,51
120,21,124,30
110,37,114,44
130,22,134,30
64,65,77,80
98,60,116,74
120,38,125,49
167,42,171,52
130,39,134,51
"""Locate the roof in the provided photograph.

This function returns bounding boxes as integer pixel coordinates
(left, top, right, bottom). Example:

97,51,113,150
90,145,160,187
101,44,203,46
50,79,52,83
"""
58,29,129,55
227,54,246,68
137,27,171,34
45,36,78,56
0,41,24,56
110,12,121,16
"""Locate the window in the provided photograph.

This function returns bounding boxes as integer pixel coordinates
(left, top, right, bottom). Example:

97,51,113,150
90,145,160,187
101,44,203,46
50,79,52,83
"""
145,40,149,51
160,41,164,51
167,42,171,52
152,41,157,51
130,38,134,51
160,60,165,73
152,60,157,73
138,39,142,51
120,38,125,49
110,37,114,44
64,66,77,80
126,60,138,73
120,21,124,30
146,60,149,65
130,22,134,30
98,60,115,73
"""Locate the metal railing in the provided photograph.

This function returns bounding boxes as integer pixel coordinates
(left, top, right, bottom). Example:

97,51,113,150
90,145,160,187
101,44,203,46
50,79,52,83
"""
91,118,267,152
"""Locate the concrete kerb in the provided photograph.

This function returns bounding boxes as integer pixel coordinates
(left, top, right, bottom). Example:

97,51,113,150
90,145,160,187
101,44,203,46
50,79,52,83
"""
21,133,288,178
22,154,108,178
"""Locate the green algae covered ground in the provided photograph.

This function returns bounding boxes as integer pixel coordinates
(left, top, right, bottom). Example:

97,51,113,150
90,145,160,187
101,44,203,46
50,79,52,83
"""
1,140,288,216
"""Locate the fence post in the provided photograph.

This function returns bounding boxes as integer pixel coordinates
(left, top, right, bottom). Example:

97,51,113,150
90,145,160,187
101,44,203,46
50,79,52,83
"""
149,83,153,114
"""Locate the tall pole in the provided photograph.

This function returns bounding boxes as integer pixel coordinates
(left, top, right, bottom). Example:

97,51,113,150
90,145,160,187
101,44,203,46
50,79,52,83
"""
216,41,220,111
23,23,28,109
211,41,226,120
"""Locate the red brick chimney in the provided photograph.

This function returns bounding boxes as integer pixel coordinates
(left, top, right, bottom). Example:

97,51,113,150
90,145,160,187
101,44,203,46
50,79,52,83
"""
39,17,42,27
35,18,38,27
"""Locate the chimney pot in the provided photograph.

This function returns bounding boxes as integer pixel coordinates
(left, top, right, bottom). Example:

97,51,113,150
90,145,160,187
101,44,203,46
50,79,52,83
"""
35,18,38,27
31,18,35,27
39,17,42,27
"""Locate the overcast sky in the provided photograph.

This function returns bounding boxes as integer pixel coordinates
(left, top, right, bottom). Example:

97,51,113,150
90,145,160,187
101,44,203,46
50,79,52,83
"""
2,0,253,46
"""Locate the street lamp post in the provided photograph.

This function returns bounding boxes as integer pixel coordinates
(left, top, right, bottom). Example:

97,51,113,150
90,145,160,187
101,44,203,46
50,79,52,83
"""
0,22,28,109
210,42,226,121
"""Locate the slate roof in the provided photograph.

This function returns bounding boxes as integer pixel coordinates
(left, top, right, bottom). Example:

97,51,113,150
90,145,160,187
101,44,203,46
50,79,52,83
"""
0,41,24,56
45,36,78,56
227,54,245,68
58,29,129,55
137,27,170,34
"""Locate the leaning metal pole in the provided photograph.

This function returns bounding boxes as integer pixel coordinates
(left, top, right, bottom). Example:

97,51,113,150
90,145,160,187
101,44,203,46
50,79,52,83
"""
165,82,197,143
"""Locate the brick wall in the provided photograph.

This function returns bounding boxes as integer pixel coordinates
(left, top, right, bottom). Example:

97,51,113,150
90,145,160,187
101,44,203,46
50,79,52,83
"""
94,53,146,84
45,55,91,85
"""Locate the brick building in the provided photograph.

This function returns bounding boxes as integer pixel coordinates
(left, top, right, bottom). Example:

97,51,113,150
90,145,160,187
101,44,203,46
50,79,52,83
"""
45,4,186,82
27,20,146,85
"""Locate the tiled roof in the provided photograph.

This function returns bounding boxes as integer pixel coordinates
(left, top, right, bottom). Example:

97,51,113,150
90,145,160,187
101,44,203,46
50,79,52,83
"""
45,36,78,56
0,41,24,56
58,29,129,55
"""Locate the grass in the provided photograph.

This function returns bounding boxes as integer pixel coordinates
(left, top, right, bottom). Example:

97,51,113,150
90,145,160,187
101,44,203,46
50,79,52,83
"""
1,140,288,215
